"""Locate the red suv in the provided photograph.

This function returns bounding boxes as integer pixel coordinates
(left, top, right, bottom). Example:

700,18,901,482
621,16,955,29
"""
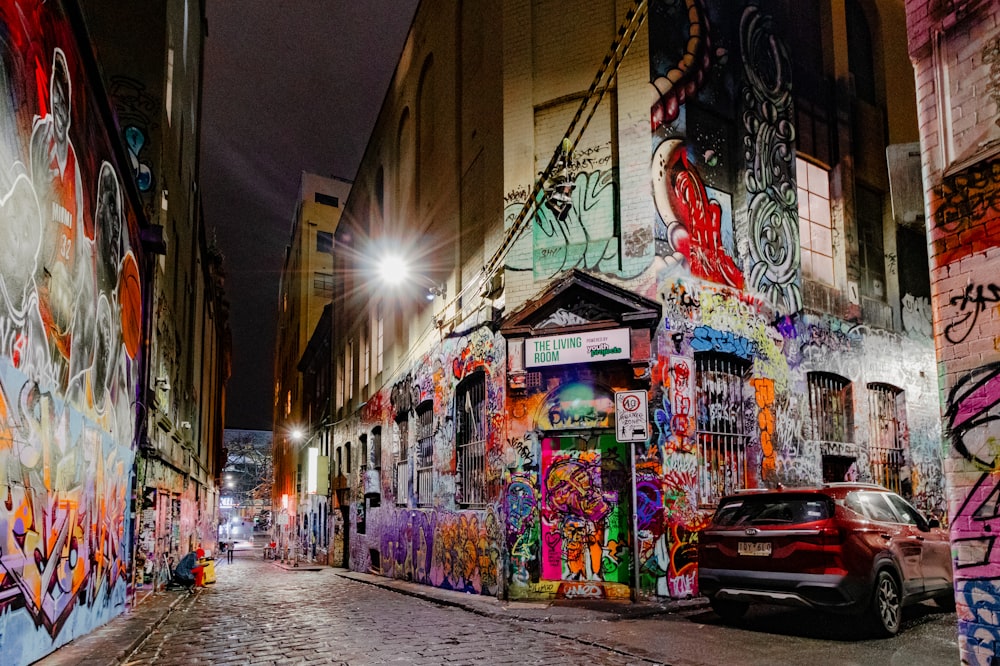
697,483,953,636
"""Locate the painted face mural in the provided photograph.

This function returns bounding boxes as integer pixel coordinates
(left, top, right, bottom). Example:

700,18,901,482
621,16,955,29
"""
0,3,142,663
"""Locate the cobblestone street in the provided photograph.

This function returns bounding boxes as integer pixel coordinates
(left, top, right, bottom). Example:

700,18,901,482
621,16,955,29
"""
123,556,651,665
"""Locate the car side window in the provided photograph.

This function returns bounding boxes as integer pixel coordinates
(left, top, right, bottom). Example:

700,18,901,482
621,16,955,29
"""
886,493,929,530
858,492,898,523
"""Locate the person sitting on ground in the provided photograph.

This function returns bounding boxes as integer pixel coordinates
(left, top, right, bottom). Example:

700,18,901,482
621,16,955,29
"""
173,550,197,587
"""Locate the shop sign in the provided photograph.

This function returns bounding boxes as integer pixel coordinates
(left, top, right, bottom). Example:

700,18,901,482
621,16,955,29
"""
526,328,630,367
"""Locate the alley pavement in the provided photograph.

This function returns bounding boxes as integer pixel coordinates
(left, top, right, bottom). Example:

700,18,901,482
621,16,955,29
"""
35,548,957,665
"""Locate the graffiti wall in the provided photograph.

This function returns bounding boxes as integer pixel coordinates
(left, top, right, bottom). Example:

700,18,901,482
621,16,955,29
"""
931,160,1000,662
342,325,505,597
0,2,143,662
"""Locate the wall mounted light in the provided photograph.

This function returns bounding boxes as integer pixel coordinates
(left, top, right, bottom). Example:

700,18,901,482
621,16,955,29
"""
155,376,171,392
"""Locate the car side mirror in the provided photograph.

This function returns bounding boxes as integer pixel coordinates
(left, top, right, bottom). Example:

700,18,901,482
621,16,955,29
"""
928,517,941,529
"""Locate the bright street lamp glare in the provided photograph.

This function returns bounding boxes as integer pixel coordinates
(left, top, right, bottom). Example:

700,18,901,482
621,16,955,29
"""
291,429,304,441
378,254,409,285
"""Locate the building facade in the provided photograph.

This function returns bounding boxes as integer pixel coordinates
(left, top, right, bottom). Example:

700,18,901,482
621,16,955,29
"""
81,0,231,605
327,0,944,605
904,0,1000,661
272,173,350,562
0,0,163,662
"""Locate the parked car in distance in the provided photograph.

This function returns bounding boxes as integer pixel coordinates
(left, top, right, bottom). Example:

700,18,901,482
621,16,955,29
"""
697,483,953,636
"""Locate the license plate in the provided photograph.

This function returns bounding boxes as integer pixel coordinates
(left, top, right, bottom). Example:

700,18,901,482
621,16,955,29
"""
738,541,772,557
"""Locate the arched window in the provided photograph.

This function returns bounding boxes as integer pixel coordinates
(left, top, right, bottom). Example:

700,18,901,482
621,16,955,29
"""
868,383,907,495
808,371,855,443
695,352,753,504
456,372,487,507
416,401,434,506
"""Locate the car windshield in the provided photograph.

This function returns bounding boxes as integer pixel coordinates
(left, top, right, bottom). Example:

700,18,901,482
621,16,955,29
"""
713,495,832,526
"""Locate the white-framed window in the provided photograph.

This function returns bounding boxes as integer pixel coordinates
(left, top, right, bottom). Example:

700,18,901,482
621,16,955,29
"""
375,305,384,375
868,383,907,494
797,157,834,284
808,372,854,442
696,353,753,505
361,327,370,390
456,372,486,507
346,341,354,401
416,402,434,506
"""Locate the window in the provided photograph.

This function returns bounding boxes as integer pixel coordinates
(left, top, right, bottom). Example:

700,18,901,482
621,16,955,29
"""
361,328,370,390
371,427,382,471
809,372,854,442
857,186,886,301
375,306,384,375
346,341,354,401
316,230,334,253
314,192,339,208
456,372,487,507
868,383,907,495
346,442,352,475
695,353,753,505
335,357,344,410
797,157,834,284
416,402,434,506
360,434,368,473
395,416,410,505
336,447,342,478
313,271,334,297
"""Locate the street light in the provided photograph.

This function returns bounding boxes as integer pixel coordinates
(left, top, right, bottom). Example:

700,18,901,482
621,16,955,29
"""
377,253,446,300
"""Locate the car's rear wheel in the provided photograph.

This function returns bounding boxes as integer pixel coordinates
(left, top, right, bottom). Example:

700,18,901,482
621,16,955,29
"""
709,597,749,621
866,571,902,637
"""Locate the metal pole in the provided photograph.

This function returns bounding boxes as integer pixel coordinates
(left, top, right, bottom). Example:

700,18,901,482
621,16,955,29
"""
630,440,641,603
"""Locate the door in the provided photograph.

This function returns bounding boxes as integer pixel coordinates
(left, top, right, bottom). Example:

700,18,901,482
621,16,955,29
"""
540,433,630,587
859,491,923,596
886,493,951,594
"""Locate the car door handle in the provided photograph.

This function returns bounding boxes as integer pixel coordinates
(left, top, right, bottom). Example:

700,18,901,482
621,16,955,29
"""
880,534,892,540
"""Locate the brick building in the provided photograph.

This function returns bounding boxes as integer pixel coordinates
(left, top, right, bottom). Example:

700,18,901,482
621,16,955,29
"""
905,0,1000,661
322,0,943,605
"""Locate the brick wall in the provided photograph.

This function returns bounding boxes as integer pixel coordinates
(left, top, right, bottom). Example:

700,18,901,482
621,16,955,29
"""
906,0,1000,660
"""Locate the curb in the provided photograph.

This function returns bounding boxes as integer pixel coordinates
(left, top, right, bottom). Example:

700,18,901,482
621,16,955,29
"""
334,569,708,624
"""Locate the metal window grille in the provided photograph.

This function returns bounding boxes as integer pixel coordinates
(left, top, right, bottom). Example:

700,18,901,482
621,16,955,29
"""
456,373,486,507
371,427,382,470
416,403,434,506
395,418,409,505
868,383,905,493
696,353,752,505
808,372,854,442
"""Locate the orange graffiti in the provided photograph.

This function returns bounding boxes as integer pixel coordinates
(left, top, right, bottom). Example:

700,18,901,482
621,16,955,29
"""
751,378,776,479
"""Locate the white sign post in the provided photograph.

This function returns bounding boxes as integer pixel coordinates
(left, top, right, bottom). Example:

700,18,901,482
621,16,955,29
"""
615,390,648,443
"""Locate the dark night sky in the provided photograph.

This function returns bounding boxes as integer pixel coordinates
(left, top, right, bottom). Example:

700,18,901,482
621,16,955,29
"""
200,2,419,430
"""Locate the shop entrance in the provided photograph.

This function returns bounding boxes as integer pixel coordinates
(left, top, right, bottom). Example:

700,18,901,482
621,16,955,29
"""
539,432,631,599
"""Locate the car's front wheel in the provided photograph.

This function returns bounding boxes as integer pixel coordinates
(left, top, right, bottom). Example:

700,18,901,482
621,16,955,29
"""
709,597,749,621
866,570,902,637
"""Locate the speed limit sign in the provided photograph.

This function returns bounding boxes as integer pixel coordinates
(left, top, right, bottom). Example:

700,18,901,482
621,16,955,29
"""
615,390,648,442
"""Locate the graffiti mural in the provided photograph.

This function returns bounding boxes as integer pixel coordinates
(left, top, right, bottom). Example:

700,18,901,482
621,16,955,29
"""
0,2,144,662
540,435,630,588
740,5,799,314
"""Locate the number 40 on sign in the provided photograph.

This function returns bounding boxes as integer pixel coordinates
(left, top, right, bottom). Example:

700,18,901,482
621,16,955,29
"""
615,390,648,443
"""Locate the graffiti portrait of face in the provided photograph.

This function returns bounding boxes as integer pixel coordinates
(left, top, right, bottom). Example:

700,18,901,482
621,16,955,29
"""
0,173,42,314
545,458,611,524
50,53,71,146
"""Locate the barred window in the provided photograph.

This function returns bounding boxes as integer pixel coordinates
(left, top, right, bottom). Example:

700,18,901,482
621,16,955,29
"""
868,383,907,494
371,427,382,471
808,372,854,442
456,372,486,507
395,416,409,505
416,402,434,506
696,353,753,505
